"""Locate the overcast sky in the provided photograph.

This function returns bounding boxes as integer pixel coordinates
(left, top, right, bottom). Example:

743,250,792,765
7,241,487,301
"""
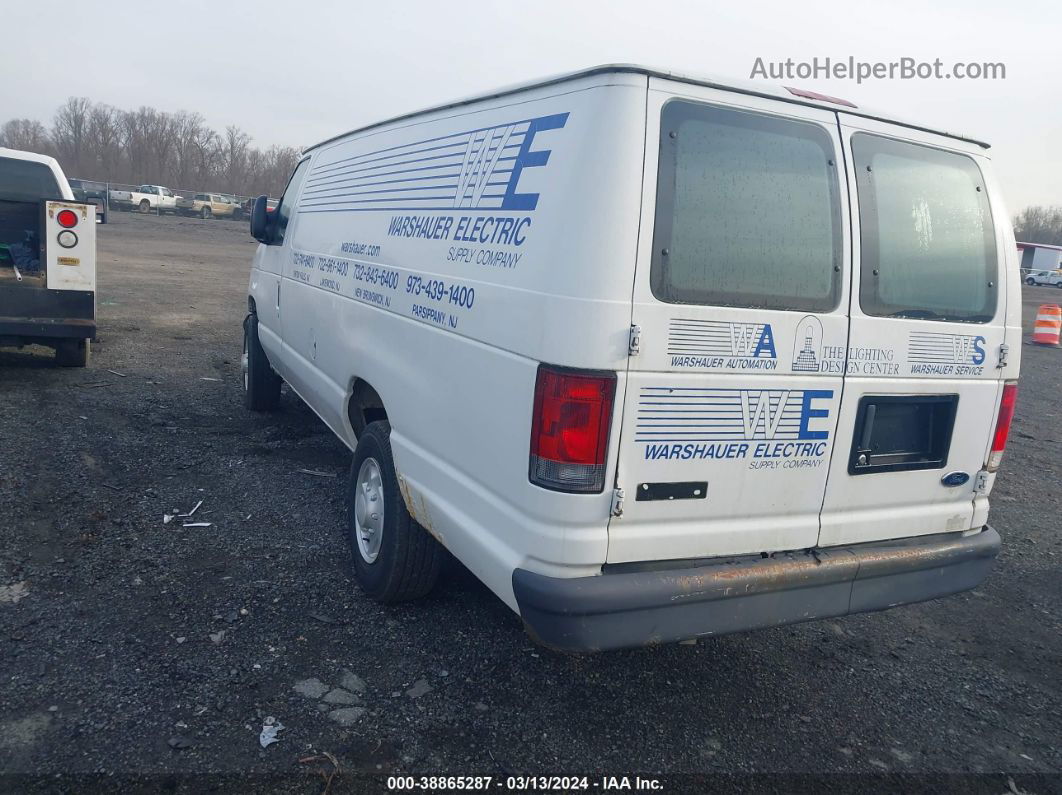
3,0,1058,212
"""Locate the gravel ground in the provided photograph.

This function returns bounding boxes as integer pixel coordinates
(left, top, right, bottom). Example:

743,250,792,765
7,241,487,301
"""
1,212,1060,793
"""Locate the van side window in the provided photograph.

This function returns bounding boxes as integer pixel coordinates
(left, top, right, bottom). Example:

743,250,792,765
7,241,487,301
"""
273,158,311,245
853,134,996,323
650,100,841,312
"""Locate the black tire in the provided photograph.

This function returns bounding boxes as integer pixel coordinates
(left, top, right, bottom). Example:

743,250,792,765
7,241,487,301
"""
1026,278,1035,286
201,206,212,220
55,339,90,367
243,313,281,410
138,199,150,214
348,421,443,602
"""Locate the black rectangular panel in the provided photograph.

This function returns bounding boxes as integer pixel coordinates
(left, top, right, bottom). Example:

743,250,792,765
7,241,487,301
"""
849,395,958,475
635,481,708,502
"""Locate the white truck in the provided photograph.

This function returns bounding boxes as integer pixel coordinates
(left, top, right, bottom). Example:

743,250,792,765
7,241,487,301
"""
110,184,178,214
0,147,97,365
241,65,1020,651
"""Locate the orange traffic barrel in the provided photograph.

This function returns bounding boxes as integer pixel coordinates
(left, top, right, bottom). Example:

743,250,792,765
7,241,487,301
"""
1032,304,1062,345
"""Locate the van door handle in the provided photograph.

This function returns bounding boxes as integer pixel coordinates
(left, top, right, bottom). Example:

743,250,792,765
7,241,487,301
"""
854,403,876,467
859,404,876,450
276,281,281,309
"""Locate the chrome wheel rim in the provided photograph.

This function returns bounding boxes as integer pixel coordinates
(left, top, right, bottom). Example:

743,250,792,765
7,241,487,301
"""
354,457,385,563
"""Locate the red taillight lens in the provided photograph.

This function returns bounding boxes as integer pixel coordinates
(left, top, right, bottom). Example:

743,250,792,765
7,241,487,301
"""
529,365,616,493
56,209,79,228
988,381,1018,471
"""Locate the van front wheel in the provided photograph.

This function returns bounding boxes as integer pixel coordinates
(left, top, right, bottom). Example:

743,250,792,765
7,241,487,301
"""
347,421,442,602
242,313,281,410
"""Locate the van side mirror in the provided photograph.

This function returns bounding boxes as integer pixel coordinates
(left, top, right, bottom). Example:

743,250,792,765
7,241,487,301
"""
249,195,271,243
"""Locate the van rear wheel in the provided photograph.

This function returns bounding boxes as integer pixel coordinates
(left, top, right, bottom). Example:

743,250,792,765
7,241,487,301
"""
242,313,281,410
55,338,90,367
347,421,443,603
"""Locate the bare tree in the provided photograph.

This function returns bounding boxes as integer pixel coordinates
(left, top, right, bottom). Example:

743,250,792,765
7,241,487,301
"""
144,109,176,184
3,98,301,197
224,125,251,189
0,118,52,153
87,104,122,178
121,108,152,185
51,97,93,175
171,111,205,187
1014,206,1062,247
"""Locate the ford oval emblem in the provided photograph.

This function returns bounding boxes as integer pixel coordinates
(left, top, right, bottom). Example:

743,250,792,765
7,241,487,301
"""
941,471,970,487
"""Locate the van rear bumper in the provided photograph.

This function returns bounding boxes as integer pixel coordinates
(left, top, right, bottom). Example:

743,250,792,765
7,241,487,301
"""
0,289,96,342
512,526,1000,652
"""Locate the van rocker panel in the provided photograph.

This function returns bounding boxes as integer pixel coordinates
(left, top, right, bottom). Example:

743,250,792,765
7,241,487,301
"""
512,526,1000,651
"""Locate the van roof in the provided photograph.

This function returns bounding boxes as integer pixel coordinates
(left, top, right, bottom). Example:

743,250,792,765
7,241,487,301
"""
306,63,991,154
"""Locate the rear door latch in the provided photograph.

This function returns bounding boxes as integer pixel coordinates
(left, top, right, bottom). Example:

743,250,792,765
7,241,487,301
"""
997,343,1009,369
628,325,641,356
610,487,625,517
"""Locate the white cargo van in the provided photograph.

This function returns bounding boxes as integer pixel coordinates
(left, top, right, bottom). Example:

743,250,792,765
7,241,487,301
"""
242,66,1020,651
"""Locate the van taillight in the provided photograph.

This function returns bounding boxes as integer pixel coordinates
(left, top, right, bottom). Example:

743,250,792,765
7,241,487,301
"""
987,381,1018,471
529,365,616,493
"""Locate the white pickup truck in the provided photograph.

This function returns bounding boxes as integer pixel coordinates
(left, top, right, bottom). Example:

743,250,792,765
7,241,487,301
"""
110,184,178,214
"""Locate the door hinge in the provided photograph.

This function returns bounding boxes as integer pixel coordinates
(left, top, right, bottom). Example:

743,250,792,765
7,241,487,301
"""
974,471,990,494
610,487,625,517
628,324,641,356
996,343,1009,369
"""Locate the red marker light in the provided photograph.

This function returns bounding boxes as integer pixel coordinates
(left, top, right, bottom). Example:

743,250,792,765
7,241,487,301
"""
57,209,79,228
987,382,1018,471
529,365,616,493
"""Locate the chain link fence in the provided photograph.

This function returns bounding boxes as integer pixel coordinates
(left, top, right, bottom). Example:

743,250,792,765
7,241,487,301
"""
70,178,270,221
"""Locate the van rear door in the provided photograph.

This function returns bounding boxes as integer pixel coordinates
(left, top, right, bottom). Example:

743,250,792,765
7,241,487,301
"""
817,117,1007,547
608,81,851,564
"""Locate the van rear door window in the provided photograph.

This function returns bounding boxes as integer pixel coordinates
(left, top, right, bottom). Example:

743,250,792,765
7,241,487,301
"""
650,100,841,312
853,134,996,323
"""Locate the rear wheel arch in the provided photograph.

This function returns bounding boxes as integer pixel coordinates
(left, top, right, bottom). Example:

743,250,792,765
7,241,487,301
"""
347,379,388,439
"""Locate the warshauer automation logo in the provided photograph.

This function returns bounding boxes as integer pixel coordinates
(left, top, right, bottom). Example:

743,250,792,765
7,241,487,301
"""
668,319,778,370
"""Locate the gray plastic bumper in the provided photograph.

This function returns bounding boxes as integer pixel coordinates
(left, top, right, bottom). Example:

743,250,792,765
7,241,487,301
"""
513,526,1000,652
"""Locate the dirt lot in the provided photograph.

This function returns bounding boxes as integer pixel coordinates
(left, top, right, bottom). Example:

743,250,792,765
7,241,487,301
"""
1,212,1060,793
